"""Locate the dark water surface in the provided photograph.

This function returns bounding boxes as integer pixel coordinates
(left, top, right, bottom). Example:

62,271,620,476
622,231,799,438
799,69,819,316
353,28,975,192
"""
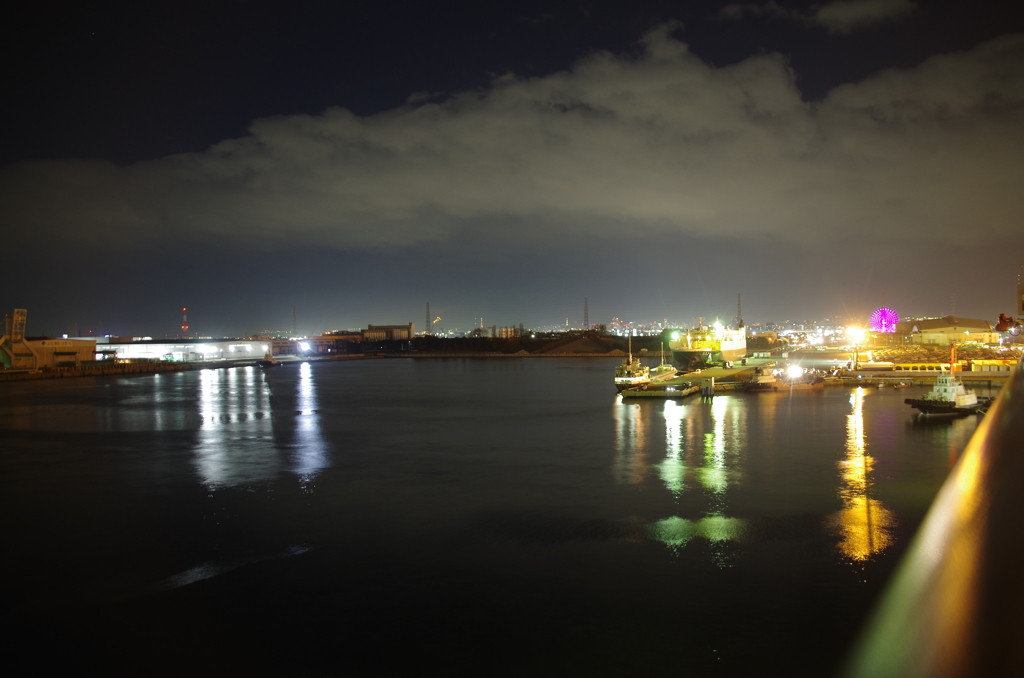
1,359,993,676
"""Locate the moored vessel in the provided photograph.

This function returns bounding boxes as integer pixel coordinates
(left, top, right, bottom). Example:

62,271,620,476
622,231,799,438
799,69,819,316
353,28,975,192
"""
784,374,825,390
256,352,279,368
649,344,678,383
904,344,992,415
746,366,779,392
668,320,746,371
614,337,650,391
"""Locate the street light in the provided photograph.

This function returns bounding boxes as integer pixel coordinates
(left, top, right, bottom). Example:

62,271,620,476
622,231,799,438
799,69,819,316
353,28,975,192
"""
849,328,866,371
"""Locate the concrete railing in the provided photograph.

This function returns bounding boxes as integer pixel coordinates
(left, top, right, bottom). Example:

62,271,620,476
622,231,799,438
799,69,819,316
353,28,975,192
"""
844,357,1024,678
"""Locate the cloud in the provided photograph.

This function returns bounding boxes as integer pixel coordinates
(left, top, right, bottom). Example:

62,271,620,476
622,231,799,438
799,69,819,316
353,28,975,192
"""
3,25,1022,259
720,0,917,33
814,0,917,33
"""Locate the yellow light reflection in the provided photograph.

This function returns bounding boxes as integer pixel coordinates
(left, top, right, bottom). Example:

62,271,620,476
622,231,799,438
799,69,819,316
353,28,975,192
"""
828,387,894,561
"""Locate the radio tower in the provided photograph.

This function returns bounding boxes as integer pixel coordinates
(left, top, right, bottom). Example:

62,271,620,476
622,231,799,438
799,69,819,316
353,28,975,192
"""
180,307,189,338
584,298,589,332
736,293,743,329
426,302,430,336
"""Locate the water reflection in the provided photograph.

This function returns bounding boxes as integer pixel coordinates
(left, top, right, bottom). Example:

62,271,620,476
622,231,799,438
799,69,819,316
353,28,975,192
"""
612,397,650,484
828,387,894,561
655,400,687,496
910,413,981,469
649,515,746,554
291,362,328,492
616,396,747,565
194,367,279,488
193,364,329,490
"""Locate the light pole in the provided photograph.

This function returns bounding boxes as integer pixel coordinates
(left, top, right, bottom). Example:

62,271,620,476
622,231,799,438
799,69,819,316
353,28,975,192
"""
849,328,866,371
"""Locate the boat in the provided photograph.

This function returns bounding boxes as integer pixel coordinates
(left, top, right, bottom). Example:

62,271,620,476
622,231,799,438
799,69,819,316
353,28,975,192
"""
620,382,700,399
904,344,992,415
649,344,678,384
746,366,779,392
256,352,279,368
785,374,825,390
668,320,746,371
614,337,651,391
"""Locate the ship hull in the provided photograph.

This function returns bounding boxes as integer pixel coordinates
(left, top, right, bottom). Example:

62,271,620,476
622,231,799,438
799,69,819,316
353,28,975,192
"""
669,330,746,370
904,397,991,415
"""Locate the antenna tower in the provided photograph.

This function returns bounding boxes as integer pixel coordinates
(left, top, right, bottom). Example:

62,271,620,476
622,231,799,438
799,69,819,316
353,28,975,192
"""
180,307,188,338
584,298,589,331
426,302,430,336
736,293,743,329
292,307,297,337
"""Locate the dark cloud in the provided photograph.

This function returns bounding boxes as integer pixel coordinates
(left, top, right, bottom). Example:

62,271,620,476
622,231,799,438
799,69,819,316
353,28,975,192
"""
3,25,1021,261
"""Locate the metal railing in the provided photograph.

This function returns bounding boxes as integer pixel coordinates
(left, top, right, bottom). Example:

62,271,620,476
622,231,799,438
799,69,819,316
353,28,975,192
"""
844,356,1024,677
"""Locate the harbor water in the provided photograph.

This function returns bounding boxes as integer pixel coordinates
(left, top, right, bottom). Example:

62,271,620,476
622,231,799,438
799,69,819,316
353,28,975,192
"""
0,359,996,676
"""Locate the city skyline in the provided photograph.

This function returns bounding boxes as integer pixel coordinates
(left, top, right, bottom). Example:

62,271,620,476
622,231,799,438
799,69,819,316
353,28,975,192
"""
3,1,1023,337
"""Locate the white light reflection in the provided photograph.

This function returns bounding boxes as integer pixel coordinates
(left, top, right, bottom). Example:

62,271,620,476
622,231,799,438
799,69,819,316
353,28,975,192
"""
655,400,687,497
193,367,279,488
648,396,747,567
292,362,328,492
699,395,742,497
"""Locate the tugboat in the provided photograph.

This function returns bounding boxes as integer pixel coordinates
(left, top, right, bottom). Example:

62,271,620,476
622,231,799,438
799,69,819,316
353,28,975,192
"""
614,336,651,392
256,352,279,368
904,344,992,415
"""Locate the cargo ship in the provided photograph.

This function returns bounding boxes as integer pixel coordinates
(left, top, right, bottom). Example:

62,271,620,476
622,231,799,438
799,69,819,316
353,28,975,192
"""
668,321,746,371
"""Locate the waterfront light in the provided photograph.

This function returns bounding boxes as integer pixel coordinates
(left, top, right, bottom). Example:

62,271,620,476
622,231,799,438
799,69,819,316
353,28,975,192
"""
787,365,804,379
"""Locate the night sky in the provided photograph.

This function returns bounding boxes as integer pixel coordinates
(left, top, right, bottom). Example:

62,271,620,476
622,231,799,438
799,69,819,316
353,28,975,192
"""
4,0,1023,338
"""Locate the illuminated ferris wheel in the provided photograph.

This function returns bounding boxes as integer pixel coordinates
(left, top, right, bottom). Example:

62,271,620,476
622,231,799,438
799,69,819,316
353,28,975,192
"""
870,307,899,333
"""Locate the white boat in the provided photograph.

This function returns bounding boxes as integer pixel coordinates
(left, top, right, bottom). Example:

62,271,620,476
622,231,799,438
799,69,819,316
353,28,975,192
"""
614,337,651,391
904,344,991,415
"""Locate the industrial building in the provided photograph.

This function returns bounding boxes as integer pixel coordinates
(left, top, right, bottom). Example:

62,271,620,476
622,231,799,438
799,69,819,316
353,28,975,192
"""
362,323,415,341
2,309,96,370
894,316,999,345
4,307,419,368
94,337,271,362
